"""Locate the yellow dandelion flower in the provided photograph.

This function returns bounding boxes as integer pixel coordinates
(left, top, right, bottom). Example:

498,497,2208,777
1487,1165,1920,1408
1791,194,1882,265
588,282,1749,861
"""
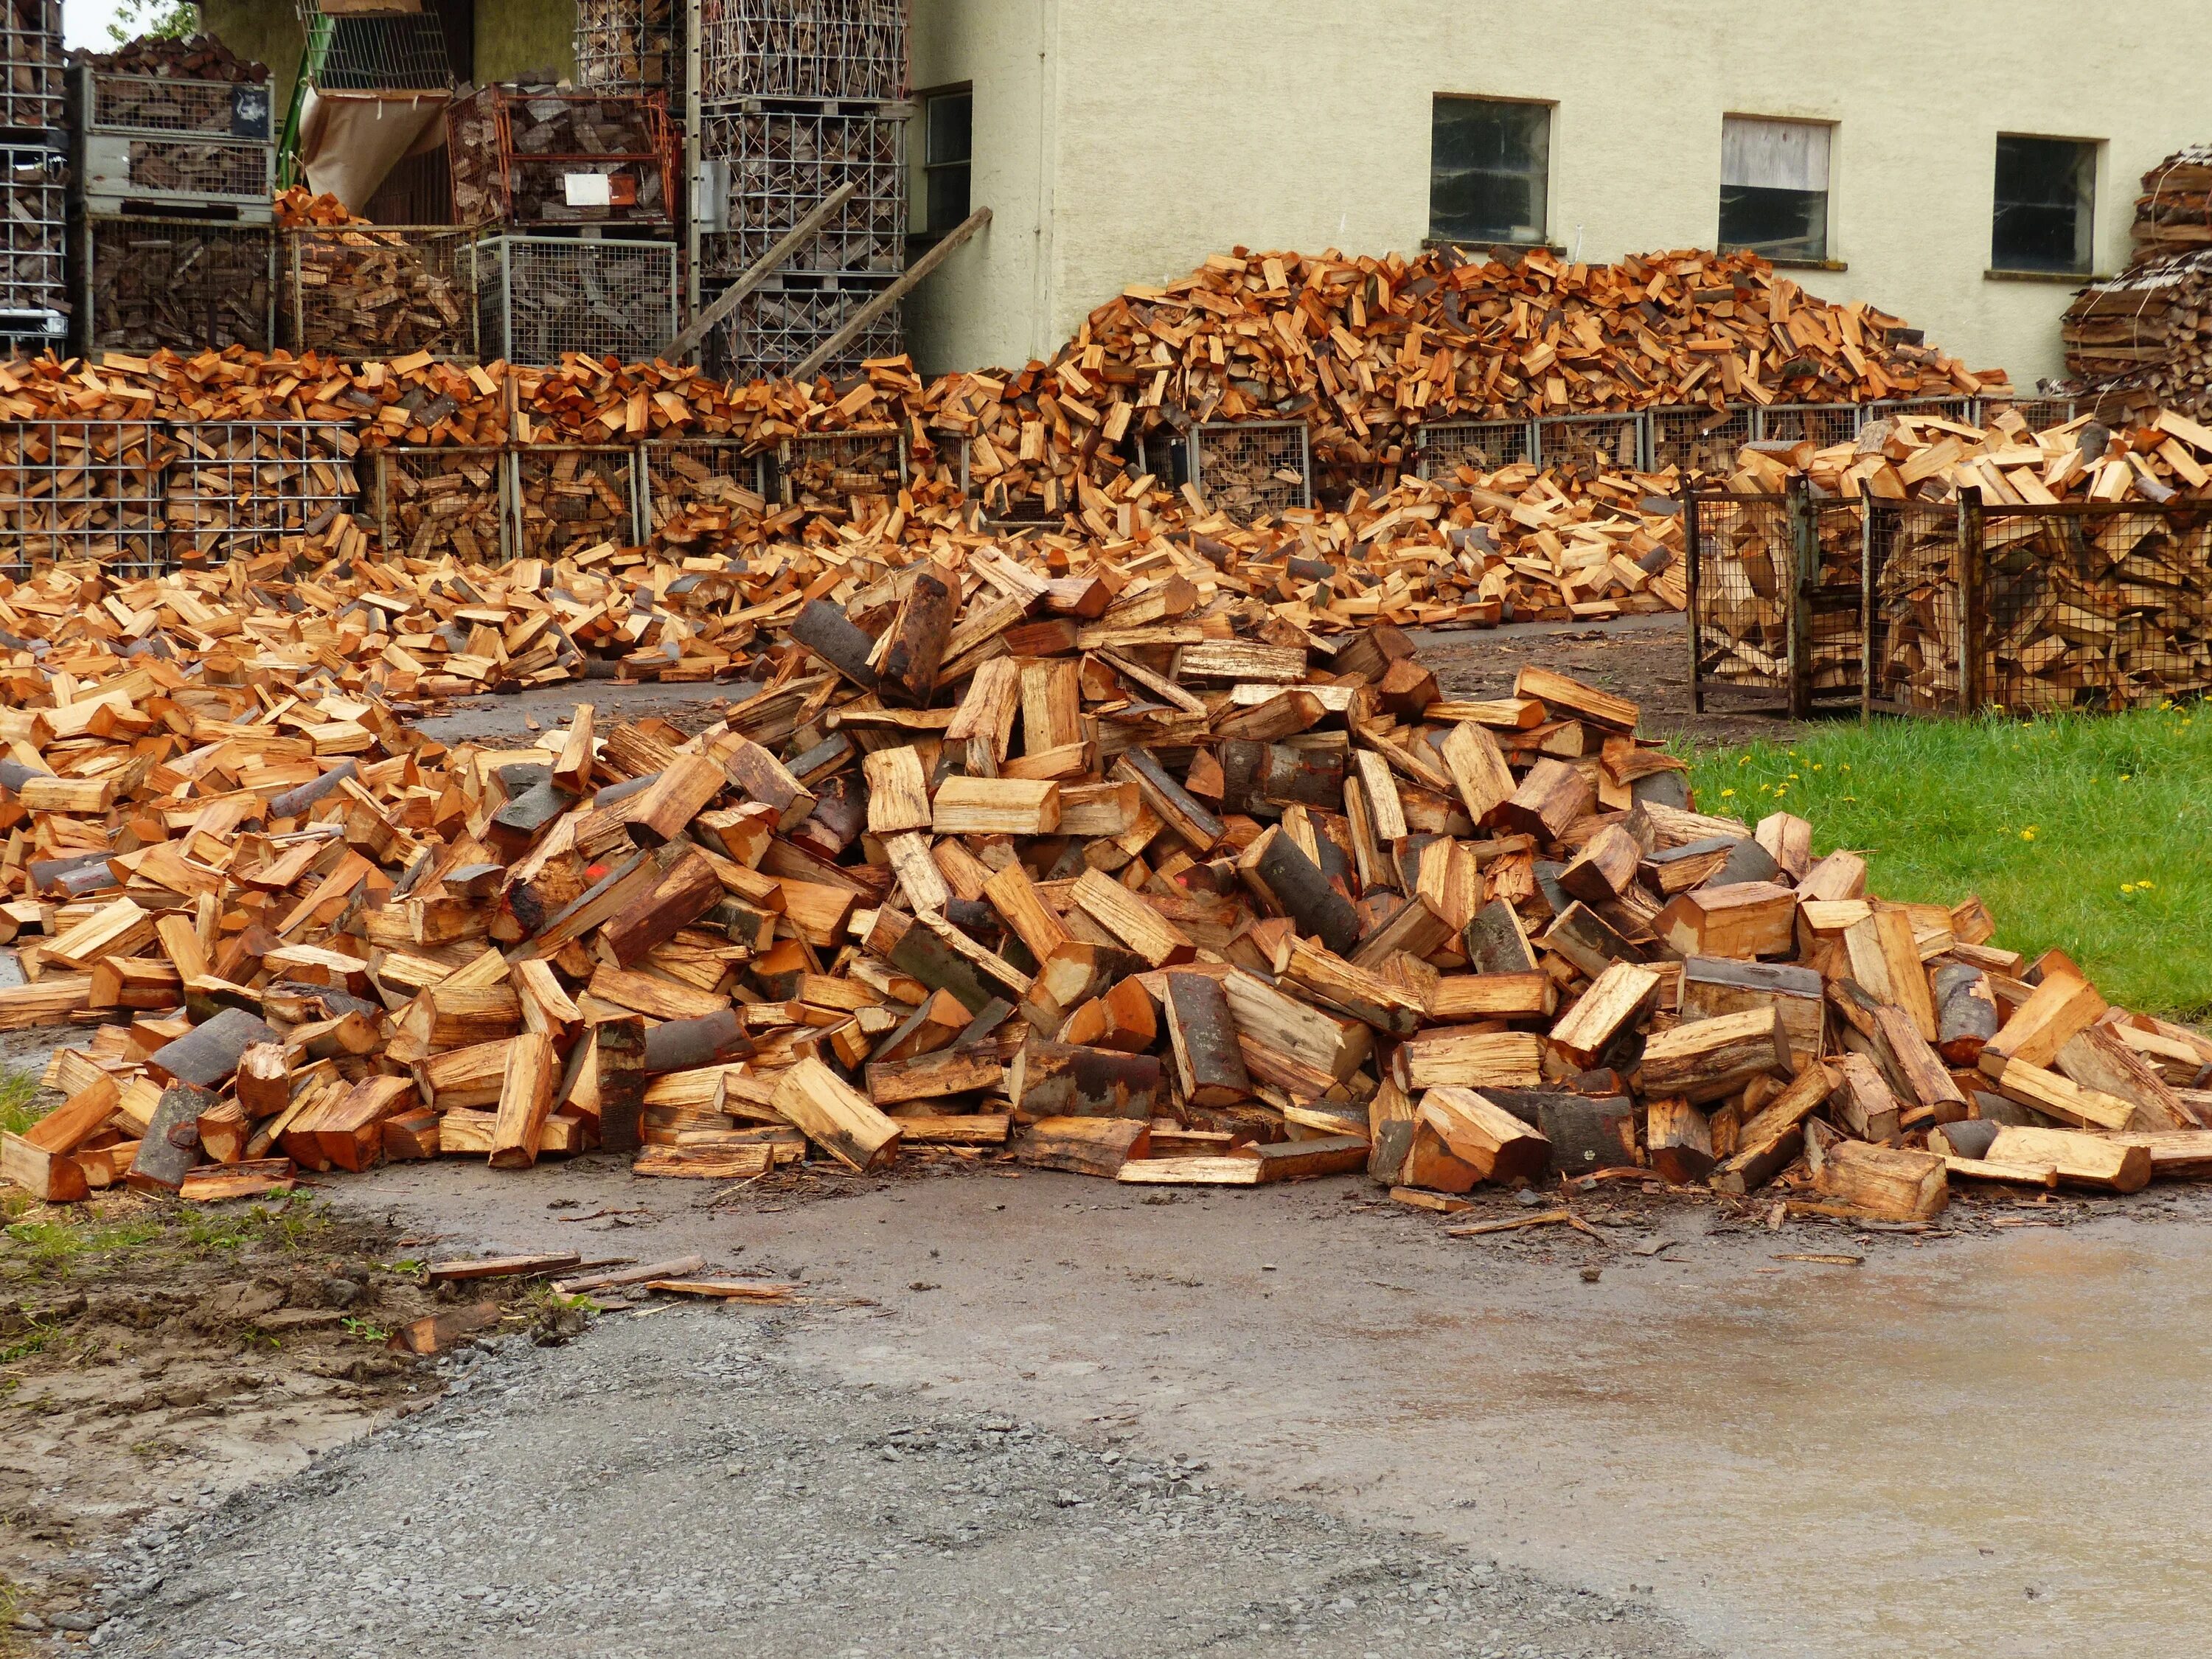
1720,788,1736,798
2021,827,2037,841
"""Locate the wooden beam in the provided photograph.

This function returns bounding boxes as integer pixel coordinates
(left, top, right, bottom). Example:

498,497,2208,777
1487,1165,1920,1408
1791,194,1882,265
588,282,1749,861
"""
666,181,860,362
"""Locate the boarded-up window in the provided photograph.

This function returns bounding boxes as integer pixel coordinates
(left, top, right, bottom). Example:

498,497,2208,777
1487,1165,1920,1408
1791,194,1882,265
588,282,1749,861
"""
1719,116,1830,261
1993,135,2096,274
1430,97,1549,248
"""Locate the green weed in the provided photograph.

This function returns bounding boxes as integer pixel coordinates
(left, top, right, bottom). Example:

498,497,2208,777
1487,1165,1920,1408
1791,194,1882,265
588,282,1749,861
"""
1689,705,2212,1019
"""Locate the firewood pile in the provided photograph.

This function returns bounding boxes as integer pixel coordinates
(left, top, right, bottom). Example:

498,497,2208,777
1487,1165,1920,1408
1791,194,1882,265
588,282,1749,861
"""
512,446,636,560
273,187,361,229
0,419,171,574
1705,405,2212,712
370,446,504,562
2128,145,2212,262
448,86,675,229
67,32,265,81
5,568,2209,1217
284,226,474,360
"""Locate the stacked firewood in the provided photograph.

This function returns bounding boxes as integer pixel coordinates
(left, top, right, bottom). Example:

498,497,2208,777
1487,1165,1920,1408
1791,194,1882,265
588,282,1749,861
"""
370,447,504,563
0,0,62,133
2129,145,2212,262
4,566,2208,1217
697,0,905,101
448,86,673,229
285,226,474,360
273,187,361,229
574,0,681,94
0,420,172,573
2062,252,2212,420
512,445,636,560
68,32,266,81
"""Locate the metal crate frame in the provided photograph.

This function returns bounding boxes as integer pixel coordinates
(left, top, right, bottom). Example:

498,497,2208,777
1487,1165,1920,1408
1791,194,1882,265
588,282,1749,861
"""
698,0,907,103
450,86,679,230
164,420,358,567
508,444,642,560
72,66,274,219
0,0,60,139
1531,412,1644,473
471,234,679,366
76,216,276,358
371,444,509,563
1413,417,1536,481
1190,420,1312,518
1646,405,1753,479
1860,397,1981,432
1983,397,2080,431
776,429,903,508
641,437,768,554
0,419,172,577
298,6,453,92
697,105,907,277
702,272,901,380
574,0,684,98
0,142,64,332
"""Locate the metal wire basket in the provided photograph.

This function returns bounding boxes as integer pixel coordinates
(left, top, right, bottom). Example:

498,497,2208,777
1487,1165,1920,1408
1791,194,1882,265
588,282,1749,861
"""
1646,406,1753,478
698,0,906,102
702,275,901,380
1753,403,1862,447
698,105,906,276
1532,412,1644,473
1192,420,1312,518
284,225,476,360
371,445,508,563
449,86,678,229
472,234,678,366
0,420,173,577
641,438,767,556
72,67,274,218
77,218,275,356
164,420,358,566
0,0,61,136
0,142,65,334
509,445,641,559
776,429,903,508
1414,417,1536,480
574,0,684,98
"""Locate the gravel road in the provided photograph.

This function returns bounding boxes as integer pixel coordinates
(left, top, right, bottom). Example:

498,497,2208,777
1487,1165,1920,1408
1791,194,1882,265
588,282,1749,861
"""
80,1307,1698,1659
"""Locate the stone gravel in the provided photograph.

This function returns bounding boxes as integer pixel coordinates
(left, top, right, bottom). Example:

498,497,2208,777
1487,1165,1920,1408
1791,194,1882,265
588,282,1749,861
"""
77,1308,1703,1659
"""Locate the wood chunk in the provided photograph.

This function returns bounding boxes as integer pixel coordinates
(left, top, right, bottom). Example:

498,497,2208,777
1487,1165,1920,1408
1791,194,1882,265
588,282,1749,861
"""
1220,968,1375,1094
1979,969,2108,1078
1011,1040,1161,1119
863,746,933,835
1646,1098,1715,1185
1933,963,2000,1065
1548,962,1662,1070
1393,1027,1545,1092
489,1033,560,1169
1241,826,1361,955
426,1252,584,1284
1708,1062,1834,1193
1636,1006,1789,1105
1415,1086,1551,1185
1514,666,1638,731
1071,869,1194,966
866,1046,1004,1105
880,569,956,706
389,1303,502,1355
1162,972,1253,1107
1016,1115,1150,1177
147,1006,281,1088
1484,757,1593,840
2055,1026,2191,1131
1827,1051,1903,1143
601,850,722,967
1992,1057,2148,1133
772,1056,903,1172
1279,939,1425,1037
1809,1133,1949,1220
1655,881,1796,959
933,776,1062,836
1559,824,1641,905
1441,722,1517,822
127,1082,216,1194
1679,957,1824,1068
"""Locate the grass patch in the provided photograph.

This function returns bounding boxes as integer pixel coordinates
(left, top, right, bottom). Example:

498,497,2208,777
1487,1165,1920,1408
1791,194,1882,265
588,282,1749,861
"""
1687,704,2212,1020
0,1069,43,1138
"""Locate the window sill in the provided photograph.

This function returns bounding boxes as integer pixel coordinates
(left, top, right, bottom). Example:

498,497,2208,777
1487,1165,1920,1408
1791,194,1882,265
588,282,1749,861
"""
1762,257,1847,272
1985,267,2104,284
1422,237,1567,257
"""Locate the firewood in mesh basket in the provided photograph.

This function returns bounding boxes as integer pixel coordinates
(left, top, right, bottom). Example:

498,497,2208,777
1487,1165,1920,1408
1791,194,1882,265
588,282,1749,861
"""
380,450,503,563
515,449,632,558
88,223,271,352
291,230,470,358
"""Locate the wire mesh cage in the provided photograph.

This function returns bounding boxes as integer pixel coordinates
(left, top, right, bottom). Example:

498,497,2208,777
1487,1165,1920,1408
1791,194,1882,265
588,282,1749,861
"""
574,0,684,98
698,106,906,276
702,274,901,380
448,86,677,229
472,234,678,366
297,6,453,92
0,142,64,331
1866,499,1964,714
1863,396,1981,431
1983,397,2080,432
1975,503,2212,714
0,0,60,136
1647,406,1753,479
371,445,507,563
641,438,767,557
72,68,274,217
509,445,640,559
284,225,475,359
1532,413,1644,475
1192,420,1311,520
0,420,173,577
698,0,906,102
1754,403,1861,447
1413,417,1534,481
1137,424,1190,493
77,218,274,355
165,421,359,567
1686,493,1794,696
776,430,902,509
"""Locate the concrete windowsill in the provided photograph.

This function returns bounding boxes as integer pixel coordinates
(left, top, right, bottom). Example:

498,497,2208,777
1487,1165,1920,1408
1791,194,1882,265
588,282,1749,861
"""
1422,237,1568,257
1763,257,1848,272
1985,267,2104,284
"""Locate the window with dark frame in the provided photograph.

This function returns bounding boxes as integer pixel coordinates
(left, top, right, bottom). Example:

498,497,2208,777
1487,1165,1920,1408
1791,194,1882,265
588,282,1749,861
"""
922,88,972,241
1992,135,2097,274
1719,116,1830,262
1428,96,1549,248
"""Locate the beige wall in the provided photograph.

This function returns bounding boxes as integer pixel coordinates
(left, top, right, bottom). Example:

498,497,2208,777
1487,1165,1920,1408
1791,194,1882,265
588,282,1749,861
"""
907,0,2202,386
